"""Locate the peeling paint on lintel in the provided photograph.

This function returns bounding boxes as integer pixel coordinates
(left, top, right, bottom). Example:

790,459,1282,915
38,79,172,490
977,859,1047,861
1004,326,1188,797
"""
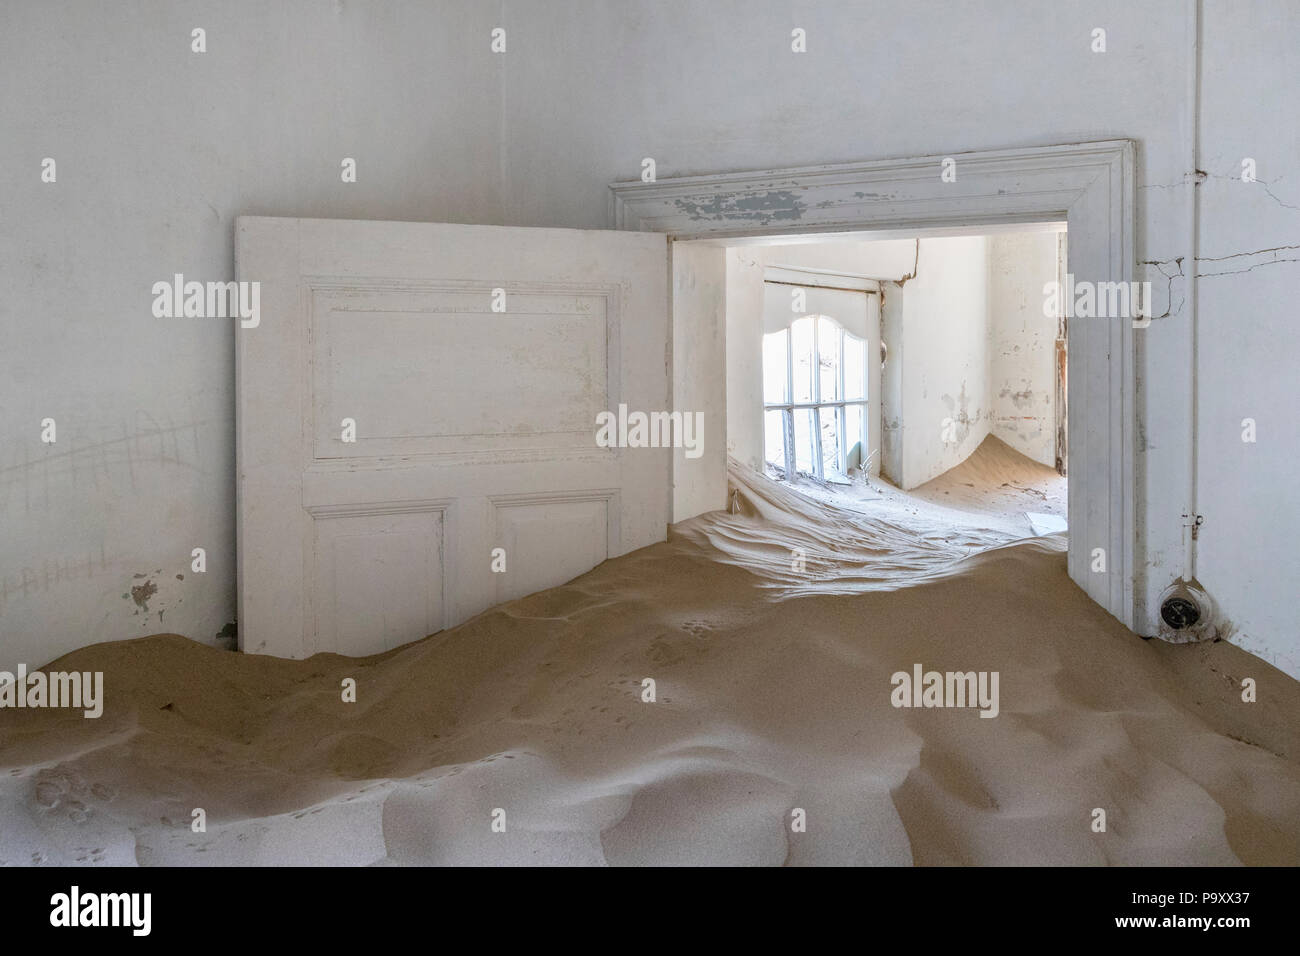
672,189,807,224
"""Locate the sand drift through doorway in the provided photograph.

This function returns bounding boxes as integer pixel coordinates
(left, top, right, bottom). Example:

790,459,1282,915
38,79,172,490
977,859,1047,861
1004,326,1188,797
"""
610,142,1139,632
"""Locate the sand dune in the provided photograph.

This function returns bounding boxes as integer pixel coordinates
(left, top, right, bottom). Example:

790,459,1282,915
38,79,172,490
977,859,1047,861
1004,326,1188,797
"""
2,447,1298,866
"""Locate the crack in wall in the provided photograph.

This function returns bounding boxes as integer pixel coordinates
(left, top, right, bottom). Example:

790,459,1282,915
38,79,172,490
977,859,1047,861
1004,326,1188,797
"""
1140,167,1300,212
1195,244,1300,278
1139,256,1186,319
892,239,921,288
1140,242,1300,317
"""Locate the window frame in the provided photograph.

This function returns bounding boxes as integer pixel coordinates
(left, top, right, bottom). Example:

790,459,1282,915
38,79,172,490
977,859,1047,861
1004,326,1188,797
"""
763,314,867,481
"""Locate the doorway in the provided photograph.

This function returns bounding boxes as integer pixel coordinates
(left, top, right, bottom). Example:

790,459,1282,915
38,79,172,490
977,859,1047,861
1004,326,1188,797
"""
614,141,1139,630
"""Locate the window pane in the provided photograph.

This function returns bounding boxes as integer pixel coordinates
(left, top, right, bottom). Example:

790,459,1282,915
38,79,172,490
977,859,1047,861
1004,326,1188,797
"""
820,407,842,478
844,333,866,401
845,403,863,469
764,409,786,471
790,317,814,403
792,407,814,475
762,330,788,404
818,317,840,402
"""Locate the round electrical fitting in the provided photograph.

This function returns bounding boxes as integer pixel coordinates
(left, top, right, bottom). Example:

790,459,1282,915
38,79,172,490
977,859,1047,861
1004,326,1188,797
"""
1154,580,1217,644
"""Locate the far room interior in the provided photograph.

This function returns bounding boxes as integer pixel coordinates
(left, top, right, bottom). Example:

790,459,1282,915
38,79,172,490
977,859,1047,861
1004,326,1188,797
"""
705,225,1069,540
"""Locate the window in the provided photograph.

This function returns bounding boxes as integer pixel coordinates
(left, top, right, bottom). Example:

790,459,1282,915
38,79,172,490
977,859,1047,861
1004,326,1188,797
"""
763,314,867,480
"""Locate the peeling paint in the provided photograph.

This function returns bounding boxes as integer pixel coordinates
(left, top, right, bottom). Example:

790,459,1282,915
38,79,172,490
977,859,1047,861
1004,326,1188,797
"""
998,387,1035,409
672,190,806,223
940,382,979,445
215,621,238,651
129,579,157,611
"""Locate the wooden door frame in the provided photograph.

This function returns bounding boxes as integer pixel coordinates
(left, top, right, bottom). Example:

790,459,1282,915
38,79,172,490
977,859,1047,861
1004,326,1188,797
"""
610,141,1140,632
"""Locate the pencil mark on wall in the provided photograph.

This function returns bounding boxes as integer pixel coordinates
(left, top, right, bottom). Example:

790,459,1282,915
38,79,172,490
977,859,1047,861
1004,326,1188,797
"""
0,416,217,513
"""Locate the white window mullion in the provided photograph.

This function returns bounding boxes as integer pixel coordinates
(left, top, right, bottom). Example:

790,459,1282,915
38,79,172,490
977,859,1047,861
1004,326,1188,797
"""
843,407,849,473
811,314,821,405
838,328,847,473
784,327,795,477
811,406,824,480
810,316,823,479
783,408,795,479
784,327,792,405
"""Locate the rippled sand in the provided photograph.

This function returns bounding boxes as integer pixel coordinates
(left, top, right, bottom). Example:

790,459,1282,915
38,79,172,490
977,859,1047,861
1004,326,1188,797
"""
2,441,1296,865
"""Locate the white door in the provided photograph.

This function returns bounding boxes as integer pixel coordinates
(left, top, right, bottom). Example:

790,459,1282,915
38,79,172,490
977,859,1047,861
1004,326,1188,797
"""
235,218,670,658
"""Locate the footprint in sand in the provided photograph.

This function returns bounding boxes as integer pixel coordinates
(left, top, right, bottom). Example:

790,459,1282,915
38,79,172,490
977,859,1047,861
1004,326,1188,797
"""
34,781,63,808
646,637,687,666
90,782,116,801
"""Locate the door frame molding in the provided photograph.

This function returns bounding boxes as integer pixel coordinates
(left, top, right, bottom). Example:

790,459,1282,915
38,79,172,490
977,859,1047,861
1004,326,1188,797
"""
610,141,1140,632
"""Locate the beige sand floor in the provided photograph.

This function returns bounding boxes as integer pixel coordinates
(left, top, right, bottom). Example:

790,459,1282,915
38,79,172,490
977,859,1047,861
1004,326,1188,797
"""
2,439,1297,866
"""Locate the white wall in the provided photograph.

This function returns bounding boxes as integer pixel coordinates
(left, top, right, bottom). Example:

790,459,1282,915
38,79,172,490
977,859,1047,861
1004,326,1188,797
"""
1192,3,1300,673
988,232,1061,467
894,237,992,488
4,1,1299,679
0,0,502,672
895,233,1059,487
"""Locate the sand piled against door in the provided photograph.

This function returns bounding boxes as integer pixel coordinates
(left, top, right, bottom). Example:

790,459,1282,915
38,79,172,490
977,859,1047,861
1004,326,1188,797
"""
2,460,1297,865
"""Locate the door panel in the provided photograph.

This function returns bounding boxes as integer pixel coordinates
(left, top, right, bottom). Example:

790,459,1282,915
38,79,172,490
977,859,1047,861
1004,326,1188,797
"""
312,507,445,656
236,218,669,658
490,492,614,605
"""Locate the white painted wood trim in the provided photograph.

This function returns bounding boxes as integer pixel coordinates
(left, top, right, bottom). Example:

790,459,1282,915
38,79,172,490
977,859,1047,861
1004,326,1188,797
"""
762,265,880,292
610,142,1127,239
613,141,1141,632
